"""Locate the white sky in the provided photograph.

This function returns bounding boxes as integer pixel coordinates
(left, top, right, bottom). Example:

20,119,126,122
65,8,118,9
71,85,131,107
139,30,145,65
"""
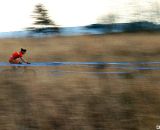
0,0,159,32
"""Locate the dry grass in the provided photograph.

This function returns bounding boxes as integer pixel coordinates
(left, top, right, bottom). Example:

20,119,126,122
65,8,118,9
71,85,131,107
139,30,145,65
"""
1,33,160,62
0,33,160,130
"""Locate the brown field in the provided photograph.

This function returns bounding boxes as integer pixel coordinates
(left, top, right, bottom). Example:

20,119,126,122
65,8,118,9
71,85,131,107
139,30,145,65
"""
0,33,160,130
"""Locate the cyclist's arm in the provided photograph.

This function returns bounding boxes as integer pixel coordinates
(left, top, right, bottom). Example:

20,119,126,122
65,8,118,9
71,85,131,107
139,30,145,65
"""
20,57,30,64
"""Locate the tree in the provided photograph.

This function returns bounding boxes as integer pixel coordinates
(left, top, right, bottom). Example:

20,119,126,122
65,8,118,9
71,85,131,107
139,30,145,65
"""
148,1,160,23
33,4,54,26
98,13,118,32
28,3,60,34
98,14,118,24
127,0,143,22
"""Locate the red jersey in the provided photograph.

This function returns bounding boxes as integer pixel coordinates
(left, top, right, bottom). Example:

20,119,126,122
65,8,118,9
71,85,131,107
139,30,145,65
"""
9,51,23,60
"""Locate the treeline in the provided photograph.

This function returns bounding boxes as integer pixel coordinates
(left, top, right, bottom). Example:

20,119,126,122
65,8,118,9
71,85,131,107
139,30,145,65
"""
28,2,160,35
92,1,160,33
85,21,160,33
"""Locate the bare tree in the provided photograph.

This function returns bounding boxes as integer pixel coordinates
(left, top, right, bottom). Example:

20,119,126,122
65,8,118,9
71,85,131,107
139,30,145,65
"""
98,13,118,24
149,1,160,23
97,13,118,32
128,0,144,22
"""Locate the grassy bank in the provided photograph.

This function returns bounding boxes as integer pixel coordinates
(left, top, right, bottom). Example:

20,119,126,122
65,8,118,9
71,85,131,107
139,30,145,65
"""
0,33,160,130
1,33,160,62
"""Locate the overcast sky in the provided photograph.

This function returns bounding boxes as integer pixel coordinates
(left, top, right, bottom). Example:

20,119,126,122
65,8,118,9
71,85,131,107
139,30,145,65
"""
0,0,159,32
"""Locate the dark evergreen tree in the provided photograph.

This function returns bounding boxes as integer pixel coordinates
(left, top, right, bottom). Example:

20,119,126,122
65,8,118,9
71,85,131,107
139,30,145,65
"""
33,4,54,26
28,4,60,34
